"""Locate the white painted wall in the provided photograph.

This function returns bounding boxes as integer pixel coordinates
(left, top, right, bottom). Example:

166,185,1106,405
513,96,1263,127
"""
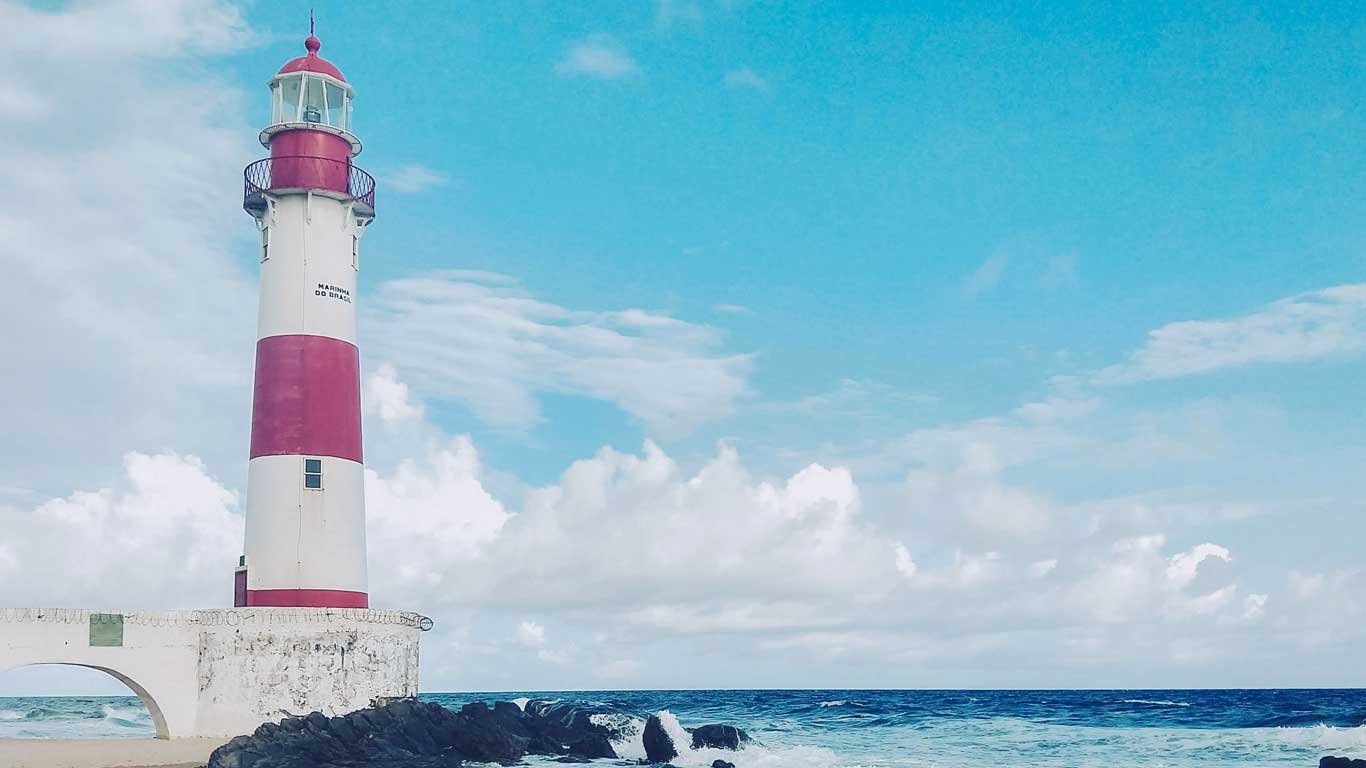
0,608,422,739
257,192,363,345
243,456,368,593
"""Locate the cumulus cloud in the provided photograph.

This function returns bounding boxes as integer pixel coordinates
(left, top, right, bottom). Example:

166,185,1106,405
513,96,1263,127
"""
555,35,640,80
0,452,242,609
364,273,752,434
1095,284,1366,384
904,445,1053,535
364,364,425,426
1070,535,1237,624
516,621,546,647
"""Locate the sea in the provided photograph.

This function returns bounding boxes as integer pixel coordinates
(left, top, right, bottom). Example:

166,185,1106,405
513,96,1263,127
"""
2,689,1364,766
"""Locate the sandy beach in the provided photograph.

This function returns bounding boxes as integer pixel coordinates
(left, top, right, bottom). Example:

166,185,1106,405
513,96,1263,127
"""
0,738,226,768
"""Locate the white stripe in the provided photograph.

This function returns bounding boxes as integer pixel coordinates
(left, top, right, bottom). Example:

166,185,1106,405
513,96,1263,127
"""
243,454,368,594
257,192,362,345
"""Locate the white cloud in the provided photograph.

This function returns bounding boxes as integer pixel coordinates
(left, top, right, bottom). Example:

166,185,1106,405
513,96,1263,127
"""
366,439,899,628
712,303,753,315
893,543,919,579
1241,593,1268,621
364,364,425,426
0,0,258,497
555,35,640,80
903,445,1053,535
909,550,1004,590
1040,253,1079,290
381,163,450,194
964,250,1009,294
1070,535,1238,624
1095,283,1366,384
723,67,768,91
598,658,640,678
366,436,511,594
655,0,704,29
364,273,752,434
0,453,242,609
1028,559,1059,578
516,620,546,647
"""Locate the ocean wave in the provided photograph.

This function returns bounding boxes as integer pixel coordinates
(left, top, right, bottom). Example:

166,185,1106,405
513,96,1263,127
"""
1119,699,1192,707
641,710,853,768
818,700,868,709
101,704,150,726
0,709,25,721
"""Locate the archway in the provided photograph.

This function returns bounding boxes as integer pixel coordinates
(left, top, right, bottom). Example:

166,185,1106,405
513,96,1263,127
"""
0,663,169,739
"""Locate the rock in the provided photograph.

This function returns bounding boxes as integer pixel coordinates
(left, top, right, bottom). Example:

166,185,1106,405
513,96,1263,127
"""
643,714,678,763
691,724,750,751
711,761,737,768
206,698,621,768
1322,759,1366,768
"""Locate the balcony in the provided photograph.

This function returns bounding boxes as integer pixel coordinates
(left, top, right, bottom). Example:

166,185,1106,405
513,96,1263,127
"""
243,156,375,217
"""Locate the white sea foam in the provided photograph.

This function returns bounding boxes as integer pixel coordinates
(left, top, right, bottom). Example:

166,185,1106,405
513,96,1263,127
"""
510,697,531,711
642,709,855,768
1119,698,1192,707
591,712,646,761
0,709,24,721
101,703,149,725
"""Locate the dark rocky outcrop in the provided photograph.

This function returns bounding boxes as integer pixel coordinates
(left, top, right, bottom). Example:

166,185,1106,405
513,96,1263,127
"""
206,699,620,768
1321,758,1366,768
641,714,752,764
692,724,750,750
642,714,678,763
711,761,737,768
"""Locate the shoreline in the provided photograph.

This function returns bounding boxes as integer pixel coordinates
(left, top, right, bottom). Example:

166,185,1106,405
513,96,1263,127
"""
0,737,226,768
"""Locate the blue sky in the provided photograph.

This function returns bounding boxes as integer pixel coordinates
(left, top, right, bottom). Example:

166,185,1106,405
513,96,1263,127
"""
0,0,1363,694
231,0,1366,482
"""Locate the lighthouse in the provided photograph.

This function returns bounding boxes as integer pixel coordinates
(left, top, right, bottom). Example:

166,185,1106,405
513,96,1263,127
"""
236,25,374,609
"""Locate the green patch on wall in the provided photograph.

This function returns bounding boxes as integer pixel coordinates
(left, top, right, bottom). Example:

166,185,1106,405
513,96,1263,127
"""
89,613,124,647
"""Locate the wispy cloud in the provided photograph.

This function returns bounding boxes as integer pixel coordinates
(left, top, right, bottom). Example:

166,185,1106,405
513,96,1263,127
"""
364,273,751,434
964,250,1009,295
1095,284,1366,384
655,0,704,30
1040,253,1079,290
723,67,768,91
713,303,753,315
382,163,450,194
555,35,640,80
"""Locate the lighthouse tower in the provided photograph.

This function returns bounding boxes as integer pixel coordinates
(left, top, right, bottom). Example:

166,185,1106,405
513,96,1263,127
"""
236,26,374,609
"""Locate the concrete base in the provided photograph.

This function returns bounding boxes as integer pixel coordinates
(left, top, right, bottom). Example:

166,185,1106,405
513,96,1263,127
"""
0,608,425,739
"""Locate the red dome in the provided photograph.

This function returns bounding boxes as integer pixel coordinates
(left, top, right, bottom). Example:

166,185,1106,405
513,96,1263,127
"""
278,33,346,82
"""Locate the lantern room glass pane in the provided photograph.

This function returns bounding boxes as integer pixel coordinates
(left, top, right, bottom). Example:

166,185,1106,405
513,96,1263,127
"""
303,77,325,123
278,76,302,123
325,83,346,129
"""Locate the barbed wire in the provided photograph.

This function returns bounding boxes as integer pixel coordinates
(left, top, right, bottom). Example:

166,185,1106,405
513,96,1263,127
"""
0,607,434,631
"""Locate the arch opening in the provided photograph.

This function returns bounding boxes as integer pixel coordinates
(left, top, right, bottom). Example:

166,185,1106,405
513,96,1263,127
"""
0,663,167,739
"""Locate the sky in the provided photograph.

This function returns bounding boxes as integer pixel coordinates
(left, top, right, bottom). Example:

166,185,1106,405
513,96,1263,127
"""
0,0,1363,695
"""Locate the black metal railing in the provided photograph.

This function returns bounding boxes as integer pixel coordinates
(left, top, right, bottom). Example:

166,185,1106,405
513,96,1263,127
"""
243,156,376,214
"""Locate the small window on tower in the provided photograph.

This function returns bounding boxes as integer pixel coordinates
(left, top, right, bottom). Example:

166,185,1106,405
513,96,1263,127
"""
304,458,323,489
351,235,358,270
260,226,270,263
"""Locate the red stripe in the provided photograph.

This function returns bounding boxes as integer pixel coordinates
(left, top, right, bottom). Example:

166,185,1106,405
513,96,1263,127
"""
246,589,369,608
250,334,363,462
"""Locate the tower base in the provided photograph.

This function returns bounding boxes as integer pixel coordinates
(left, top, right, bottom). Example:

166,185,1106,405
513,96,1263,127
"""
0,607,424,738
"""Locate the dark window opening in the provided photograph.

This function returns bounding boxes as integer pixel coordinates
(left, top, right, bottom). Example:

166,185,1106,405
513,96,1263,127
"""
304,458,323,489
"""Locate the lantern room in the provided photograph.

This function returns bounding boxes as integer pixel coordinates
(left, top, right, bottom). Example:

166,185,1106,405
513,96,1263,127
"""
258,32,362,157
270,71,351,130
